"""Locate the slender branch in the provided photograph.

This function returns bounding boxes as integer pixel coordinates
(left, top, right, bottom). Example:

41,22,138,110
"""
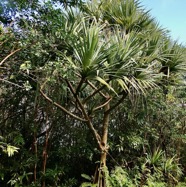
0,78,24,88
65,80,89,118
0,67,9,70
93,97,112,112
75,77,85,95
106,92,128,114
0,48,21,66
83,85,106,104
0,40,8,46
65,80,88,118
86,80,107,98
39,89,87,122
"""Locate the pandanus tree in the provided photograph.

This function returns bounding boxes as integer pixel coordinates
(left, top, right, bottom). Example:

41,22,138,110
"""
31,0,185,186
1,0,185,186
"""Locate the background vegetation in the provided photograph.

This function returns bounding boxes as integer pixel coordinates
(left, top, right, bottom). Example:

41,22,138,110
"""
0,0,186,186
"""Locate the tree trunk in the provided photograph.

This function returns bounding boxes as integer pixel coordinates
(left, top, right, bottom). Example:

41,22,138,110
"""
33,132,37,183
94,102,110,187
100,102,110,166
42,126,49,187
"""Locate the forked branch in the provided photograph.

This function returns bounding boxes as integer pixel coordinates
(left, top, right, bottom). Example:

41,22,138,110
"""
40,89,87,122
65,80,103,150
86,80,107,99
93,97,112,112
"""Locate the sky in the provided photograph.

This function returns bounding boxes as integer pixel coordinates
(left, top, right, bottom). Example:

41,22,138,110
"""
141,0,186,45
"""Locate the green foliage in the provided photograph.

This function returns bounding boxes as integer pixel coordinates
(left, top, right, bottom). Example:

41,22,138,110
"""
8,171,33,187
81,182,97,187
0,0,186,186
105,167,135,187
0,136,19,157
176,182,186,187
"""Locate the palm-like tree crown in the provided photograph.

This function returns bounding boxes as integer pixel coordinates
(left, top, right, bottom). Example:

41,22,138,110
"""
61,1,184,97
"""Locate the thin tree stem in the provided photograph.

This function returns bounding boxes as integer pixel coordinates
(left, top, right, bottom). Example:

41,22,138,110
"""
0,48,21,66
40,89,87,122
107,92,128,114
